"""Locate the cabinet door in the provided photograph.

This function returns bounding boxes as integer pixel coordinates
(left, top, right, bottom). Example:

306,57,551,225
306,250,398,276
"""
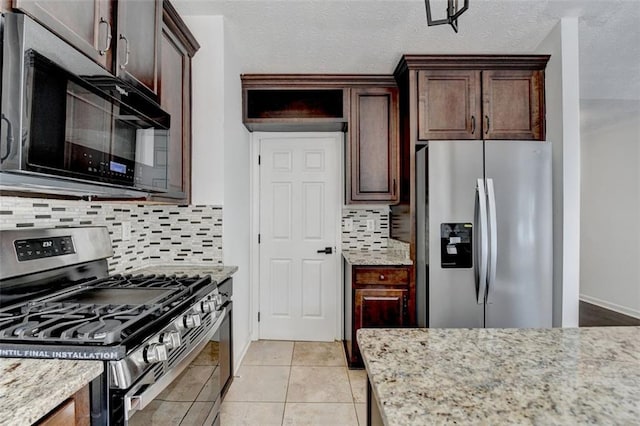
14,0,113,69
159,24,188,198
116,0,161,96
355,288,407,329
418,70,481,140
348,87,399,203
482,70,545,140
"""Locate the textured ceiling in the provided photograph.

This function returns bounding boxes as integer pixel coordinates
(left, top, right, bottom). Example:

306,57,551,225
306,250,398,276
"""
174,0,640,100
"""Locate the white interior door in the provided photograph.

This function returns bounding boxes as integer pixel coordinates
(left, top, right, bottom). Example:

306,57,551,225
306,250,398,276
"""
258,133,341,341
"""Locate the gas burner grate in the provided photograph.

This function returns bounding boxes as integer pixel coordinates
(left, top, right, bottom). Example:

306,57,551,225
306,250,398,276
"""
0,273,214,348
96,274,206,290
0,302,162,344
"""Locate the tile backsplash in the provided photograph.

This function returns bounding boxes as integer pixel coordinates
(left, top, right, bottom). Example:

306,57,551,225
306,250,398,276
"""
342,206,390,250
0,197,223,274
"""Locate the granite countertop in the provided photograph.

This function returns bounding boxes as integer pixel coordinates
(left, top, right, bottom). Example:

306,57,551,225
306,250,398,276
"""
357,327,640,425
342,250,412,266
0,358,103,426
132,264,238,284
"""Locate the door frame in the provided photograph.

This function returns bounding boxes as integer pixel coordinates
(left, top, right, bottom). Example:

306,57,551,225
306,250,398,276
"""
249,132,345,341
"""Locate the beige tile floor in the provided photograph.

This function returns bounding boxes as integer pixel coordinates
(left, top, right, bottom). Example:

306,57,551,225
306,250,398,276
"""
222,341,367,426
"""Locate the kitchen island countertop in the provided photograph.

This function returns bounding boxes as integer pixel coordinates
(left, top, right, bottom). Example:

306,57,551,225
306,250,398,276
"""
0,358,103,425
132,264,238,284
357,327,640,425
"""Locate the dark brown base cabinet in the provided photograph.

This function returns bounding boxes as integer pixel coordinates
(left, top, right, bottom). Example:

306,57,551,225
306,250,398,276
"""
36,384,90,426
344,263,413,368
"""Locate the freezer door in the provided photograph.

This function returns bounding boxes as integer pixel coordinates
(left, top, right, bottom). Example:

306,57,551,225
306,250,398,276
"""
428,141,484,328
484,141,553,328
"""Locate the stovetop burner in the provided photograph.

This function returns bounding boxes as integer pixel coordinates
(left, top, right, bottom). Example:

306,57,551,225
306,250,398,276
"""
0,273,213,346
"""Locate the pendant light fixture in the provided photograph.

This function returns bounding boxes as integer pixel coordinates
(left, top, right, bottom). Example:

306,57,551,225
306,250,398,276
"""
425,0,470,33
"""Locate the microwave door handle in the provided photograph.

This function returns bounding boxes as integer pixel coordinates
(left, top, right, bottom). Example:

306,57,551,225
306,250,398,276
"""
1,114,13,163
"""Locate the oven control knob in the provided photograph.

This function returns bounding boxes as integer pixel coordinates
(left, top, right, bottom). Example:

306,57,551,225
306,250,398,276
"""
199,300,216,313
160,331,181,349
183,313,202,329
214,294,224,306
144,343,168,364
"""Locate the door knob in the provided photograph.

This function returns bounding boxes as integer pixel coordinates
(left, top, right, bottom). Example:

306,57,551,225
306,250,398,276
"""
317,247,333,254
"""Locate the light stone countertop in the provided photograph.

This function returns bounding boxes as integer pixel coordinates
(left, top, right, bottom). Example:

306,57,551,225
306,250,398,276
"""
0,358,103,426
131,264,238,284
357,327,640,425
342,250,412,266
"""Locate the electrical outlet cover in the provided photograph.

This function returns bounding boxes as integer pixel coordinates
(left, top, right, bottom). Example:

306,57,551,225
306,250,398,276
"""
344,218,353,232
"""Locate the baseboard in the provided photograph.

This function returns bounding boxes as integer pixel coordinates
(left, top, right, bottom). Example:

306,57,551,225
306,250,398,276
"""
579,294,640,320
234,339,252,375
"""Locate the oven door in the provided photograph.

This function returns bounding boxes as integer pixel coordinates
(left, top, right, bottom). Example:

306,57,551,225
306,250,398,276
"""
123,308,225,425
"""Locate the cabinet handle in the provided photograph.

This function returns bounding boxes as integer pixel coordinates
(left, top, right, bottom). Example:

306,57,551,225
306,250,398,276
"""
119,34,130,70
379,274,385,280
485,115,490,134
98,17,112,56
471,116,476,134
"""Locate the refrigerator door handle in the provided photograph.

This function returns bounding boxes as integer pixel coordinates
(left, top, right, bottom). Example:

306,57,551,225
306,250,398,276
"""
474,178,488,304
486,178,498,304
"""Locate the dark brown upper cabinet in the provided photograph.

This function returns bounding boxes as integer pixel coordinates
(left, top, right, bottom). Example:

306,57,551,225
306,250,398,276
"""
152,0,199,203
482,70,544,140
241,75,401,205
348,87,399,204
418,70,481,140
241,75,350,132
116,0,162,98
406,55,549,141
12,0,114,70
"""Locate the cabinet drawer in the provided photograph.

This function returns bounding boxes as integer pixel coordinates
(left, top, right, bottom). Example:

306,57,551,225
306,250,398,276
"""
354,268,409,285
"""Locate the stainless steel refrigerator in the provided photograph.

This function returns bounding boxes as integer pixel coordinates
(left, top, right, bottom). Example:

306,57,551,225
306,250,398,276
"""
416,140,552,328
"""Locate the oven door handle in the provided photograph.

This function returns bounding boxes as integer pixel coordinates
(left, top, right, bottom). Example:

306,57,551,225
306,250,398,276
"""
124,307,226,419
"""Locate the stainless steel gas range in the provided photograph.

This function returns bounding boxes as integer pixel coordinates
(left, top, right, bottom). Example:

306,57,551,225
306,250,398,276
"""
0,226,228,425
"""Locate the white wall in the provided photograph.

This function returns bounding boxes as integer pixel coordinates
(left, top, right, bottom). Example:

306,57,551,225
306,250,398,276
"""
536,18,581,327
222,23,252,368
580,100,640,318
186,16,225,205
185,15,252,369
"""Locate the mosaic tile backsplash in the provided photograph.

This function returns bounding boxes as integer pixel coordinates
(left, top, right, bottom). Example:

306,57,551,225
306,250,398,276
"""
0,197,223,274
342,206,390,250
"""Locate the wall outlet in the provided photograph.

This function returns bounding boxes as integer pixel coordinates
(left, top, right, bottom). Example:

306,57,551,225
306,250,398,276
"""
366,219,375,232
344,218,353,232
122,221,132,241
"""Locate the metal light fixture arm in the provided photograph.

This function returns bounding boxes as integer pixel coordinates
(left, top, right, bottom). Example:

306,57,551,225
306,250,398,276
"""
425,0,470,33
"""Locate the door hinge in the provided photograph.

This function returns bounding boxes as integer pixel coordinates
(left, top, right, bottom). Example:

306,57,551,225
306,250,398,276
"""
258,312,261,322
258,234,261,244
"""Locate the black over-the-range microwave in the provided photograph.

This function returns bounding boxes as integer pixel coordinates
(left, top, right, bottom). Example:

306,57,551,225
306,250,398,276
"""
0,12,170,197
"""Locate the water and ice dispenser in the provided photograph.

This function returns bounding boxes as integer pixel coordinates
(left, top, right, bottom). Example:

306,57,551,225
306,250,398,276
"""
440,223,472,268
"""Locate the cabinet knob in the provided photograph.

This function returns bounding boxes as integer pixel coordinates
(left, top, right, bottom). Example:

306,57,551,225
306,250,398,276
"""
379,274,385,280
